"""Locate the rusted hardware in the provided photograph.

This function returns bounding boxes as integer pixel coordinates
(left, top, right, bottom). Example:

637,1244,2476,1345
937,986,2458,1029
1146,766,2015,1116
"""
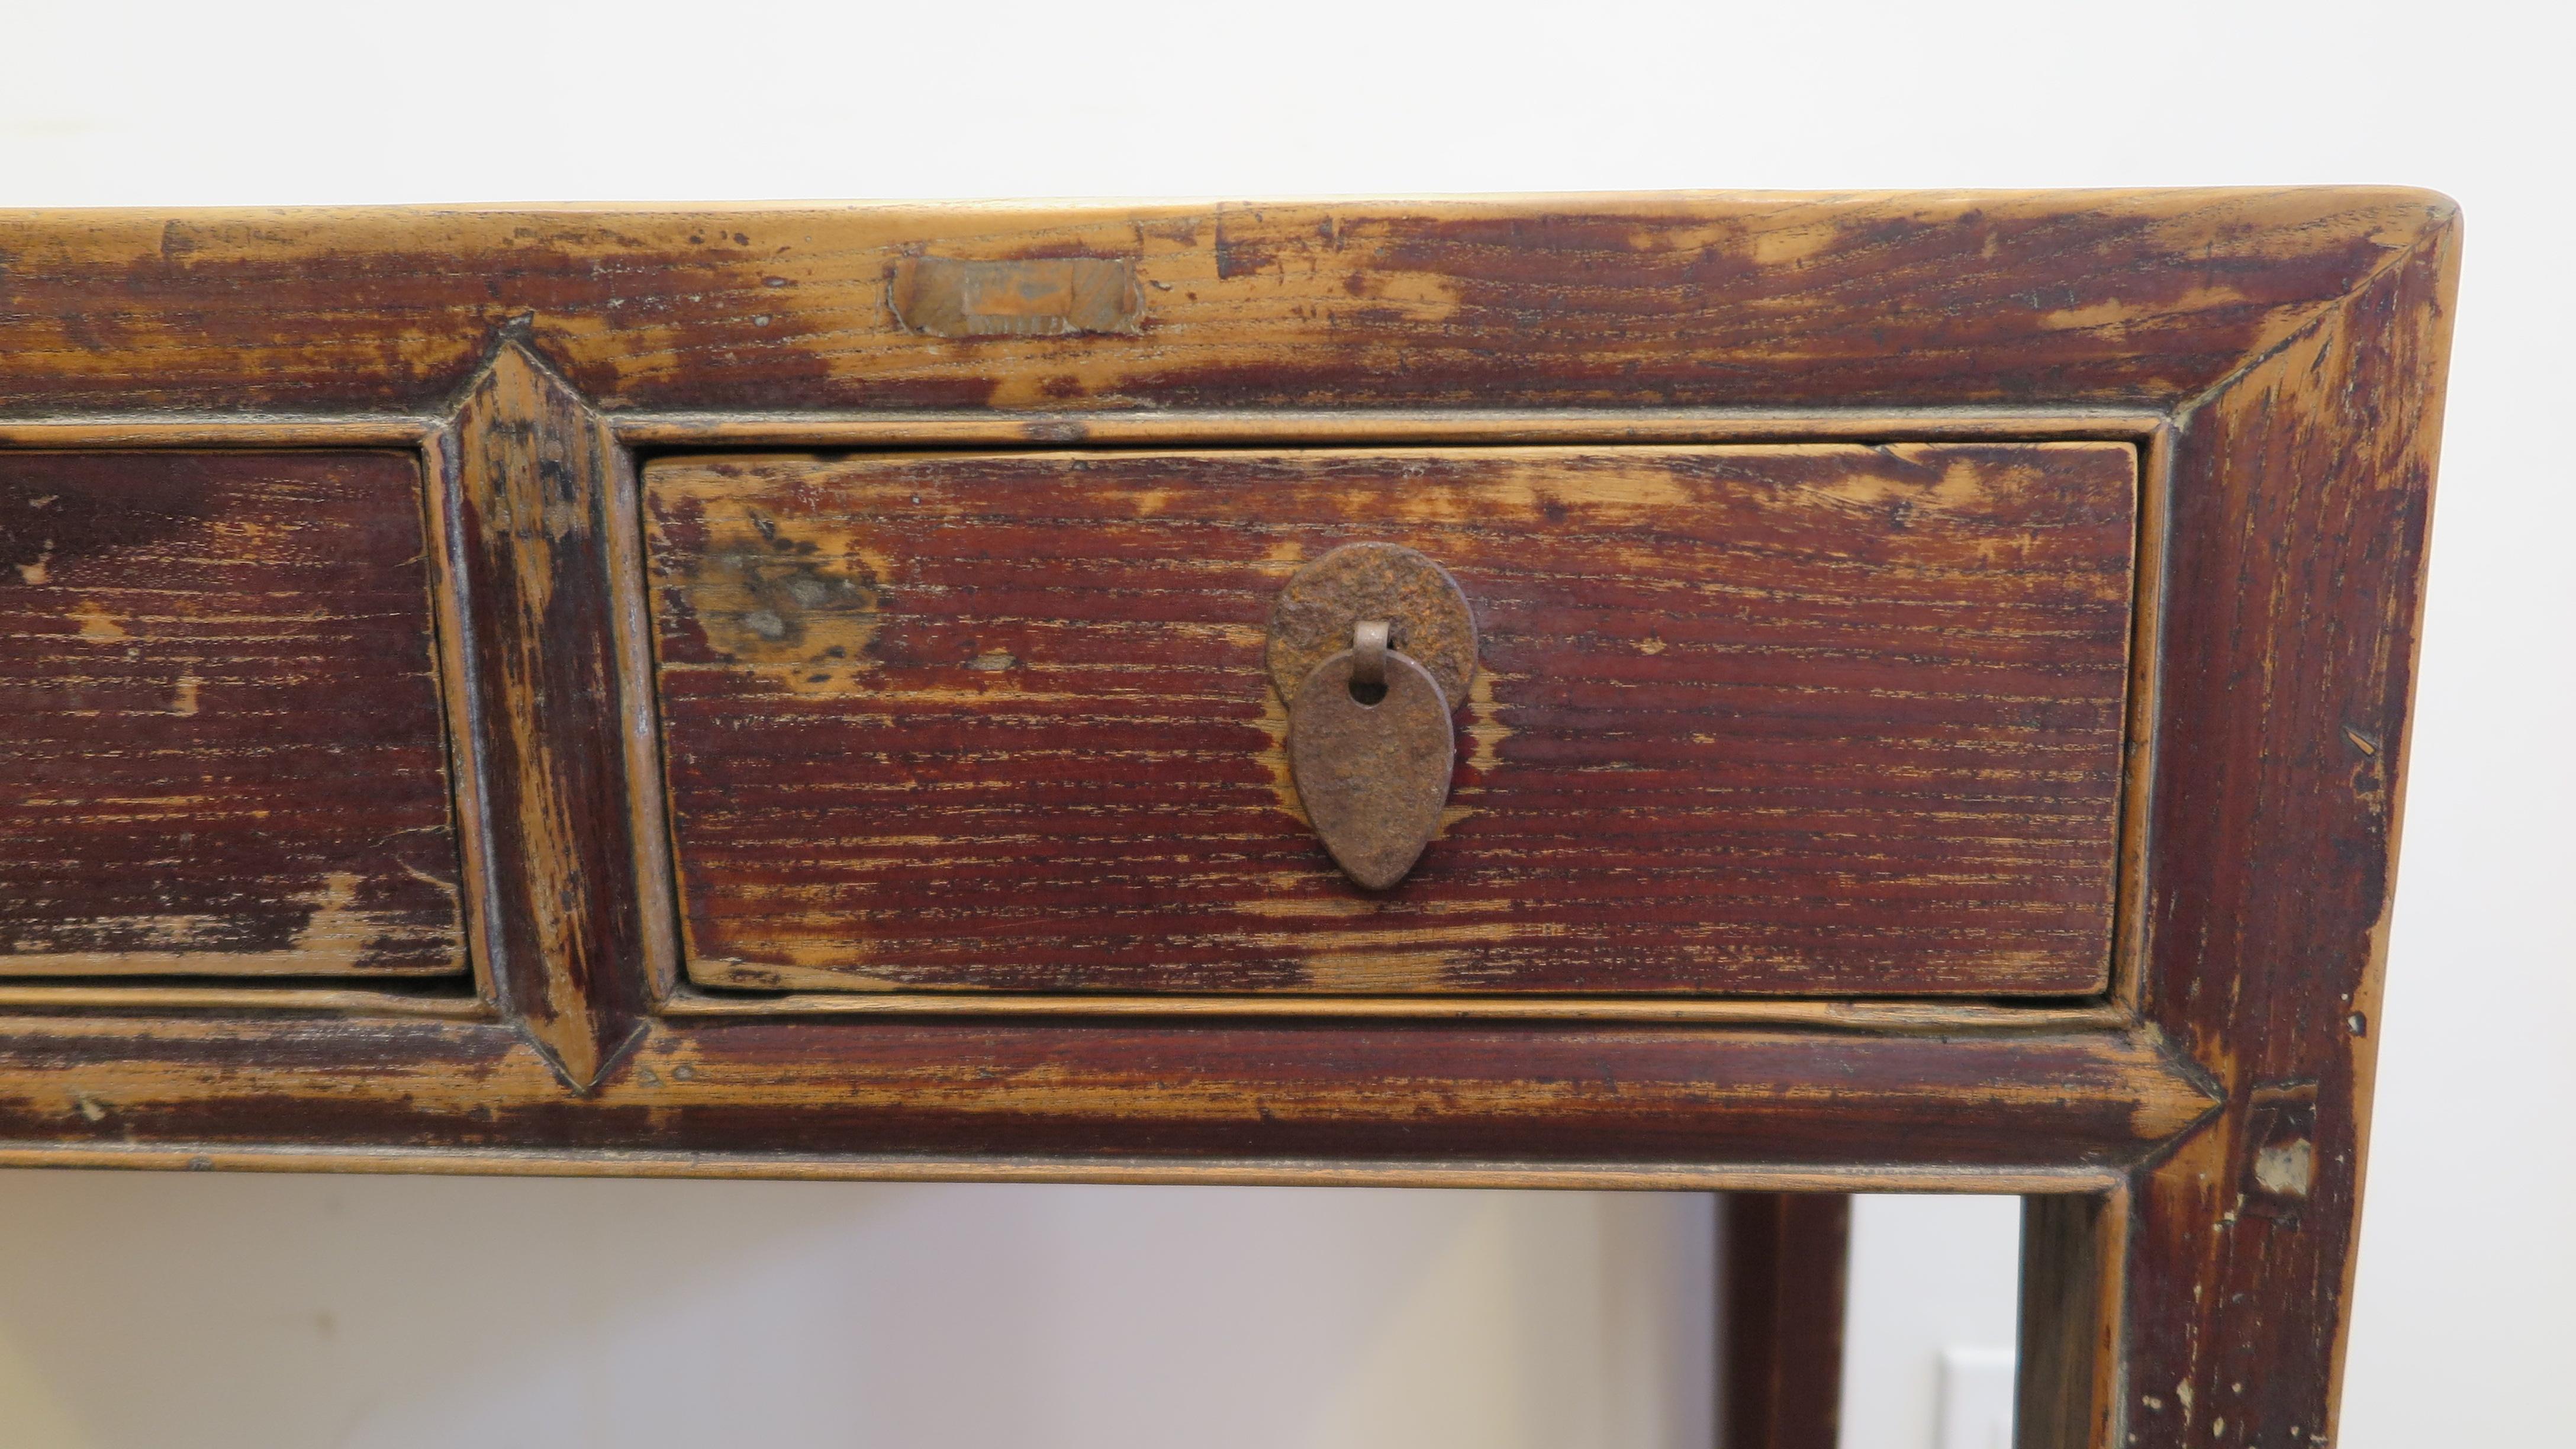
1285,637,1457,890
1350,618,1392,690
1271,546,1476,890
1266,543,1477,706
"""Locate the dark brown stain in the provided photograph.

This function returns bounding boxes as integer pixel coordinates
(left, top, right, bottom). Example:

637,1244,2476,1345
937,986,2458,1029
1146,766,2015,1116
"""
652,489,889,694
0,451,463,976
711,547,881,655
1722,1193,1851,1449
1212,207,1280,280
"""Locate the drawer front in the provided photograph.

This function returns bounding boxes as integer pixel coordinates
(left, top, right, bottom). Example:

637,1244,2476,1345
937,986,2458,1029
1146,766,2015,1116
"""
0,452,465,978
643,443,2137,997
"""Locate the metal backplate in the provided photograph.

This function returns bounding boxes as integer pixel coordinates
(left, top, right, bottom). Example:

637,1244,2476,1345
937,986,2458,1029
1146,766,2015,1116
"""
1266,543,1477,706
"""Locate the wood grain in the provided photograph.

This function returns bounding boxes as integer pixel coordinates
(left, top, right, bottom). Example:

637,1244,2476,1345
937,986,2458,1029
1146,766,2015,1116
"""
0,450,462,977
2095,188,2462,1449
0,1015,2211,1174
442,342,650,1086
2017,1190,2125,1449
645,443,2137,996
0,191,2463,1449
0,191,2448,418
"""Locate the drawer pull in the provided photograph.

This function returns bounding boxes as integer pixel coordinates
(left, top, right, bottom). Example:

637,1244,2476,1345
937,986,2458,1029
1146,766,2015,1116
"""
1285,623,1457,890
1271,546,1476,890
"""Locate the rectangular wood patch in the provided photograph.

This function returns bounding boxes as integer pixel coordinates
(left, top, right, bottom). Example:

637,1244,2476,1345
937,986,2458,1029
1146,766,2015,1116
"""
0,451,466,977
642,444,2138,997
887,257,1145,338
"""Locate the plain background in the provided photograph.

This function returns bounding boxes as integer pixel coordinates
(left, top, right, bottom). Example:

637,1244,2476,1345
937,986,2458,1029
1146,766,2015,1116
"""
2,2,2567,1444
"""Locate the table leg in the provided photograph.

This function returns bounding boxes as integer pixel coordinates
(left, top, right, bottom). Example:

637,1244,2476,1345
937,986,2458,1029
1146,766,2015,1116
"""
1720,1192,1853,1449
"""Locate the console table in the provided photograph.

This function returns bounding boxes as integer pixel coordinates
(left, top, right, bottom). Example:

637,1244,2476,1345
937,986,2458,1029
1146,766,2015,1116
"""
0,189,2458,1447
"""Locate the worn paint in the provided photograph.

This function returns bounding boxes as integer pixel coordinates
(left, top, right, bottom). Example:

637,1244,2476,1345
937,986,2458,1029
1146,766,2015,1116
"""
0,194,2459,1449
0,450,464,977
888,257,1145,338
657,490,892,695
645,443,2138,997
0,192,2447,419
2036,201,2460,1448
447,342,652,1086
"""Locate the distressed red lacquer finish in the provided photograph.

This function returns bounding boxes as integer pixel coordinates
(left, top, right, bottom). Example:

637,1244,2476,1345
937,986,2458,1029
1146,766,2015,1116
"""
643,443,2137,996
0,451,462,977
0,191,2460,1449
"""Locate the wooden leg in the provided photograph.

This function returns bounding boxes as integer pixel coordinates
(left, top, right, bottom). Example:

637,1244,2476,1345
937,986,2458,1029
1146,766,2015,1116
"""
2012,211,2455,1448
2016,1192,2124,1449
2017,1114,2366,1448
1719,1192,1852,1449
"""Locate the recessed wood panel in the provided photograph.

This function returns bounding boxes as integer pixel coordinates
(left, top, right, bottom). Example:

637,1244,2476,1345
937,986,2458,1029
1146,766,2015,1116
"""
644,443,2137,997
0,451,465,977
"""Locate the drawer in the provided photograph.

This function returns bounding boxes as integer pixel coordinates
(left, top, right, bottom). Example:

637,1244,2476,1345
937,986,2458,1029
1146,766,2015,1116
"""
0,452,466,978
643,442,2138,997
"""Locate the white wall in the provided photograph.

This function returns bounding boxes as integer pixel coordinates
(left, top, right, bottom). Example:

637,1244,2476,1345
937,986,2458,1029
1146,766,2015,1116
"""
0,1174,1714,1448
4,3,2567,1445
1841,1197,2021,1449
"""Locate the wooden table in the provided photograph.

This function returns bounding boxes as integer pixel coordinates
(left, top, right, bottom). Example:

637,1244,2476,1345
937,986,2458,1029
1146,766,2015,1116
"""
0,191,2458,1447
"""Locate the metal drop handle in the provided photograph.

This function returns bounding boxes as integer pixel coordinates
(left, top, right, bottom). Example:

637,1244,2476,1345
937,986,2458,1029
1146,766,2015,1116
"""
1269,546,1477,891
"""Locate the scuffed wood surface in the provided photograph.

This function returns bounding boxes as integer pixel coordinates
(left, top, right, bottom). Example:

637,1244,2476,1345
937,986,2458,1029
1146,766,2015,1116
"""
2102,193,2462,1449
0,190,2466,1449
0,1015,2213,1173
444,343,649,1086
645,443,2137,996
0,451,462,976
0,191,2451,417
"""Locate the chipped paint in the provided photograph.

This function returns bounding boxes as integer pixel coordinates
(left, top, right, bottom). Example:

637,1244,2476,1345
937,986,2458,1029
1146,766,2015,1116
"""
1,451,465,981
1300,948,1455,992
67,600,127,642
2252,1137,2315,1197
669,500,892,696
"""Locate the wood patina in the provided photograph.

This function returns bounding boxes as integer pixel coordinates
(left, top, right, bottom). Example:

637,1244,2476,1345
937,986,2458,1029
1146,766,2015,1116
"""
642,443,2139,996
0,189,2459,1449
0,450,462,977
